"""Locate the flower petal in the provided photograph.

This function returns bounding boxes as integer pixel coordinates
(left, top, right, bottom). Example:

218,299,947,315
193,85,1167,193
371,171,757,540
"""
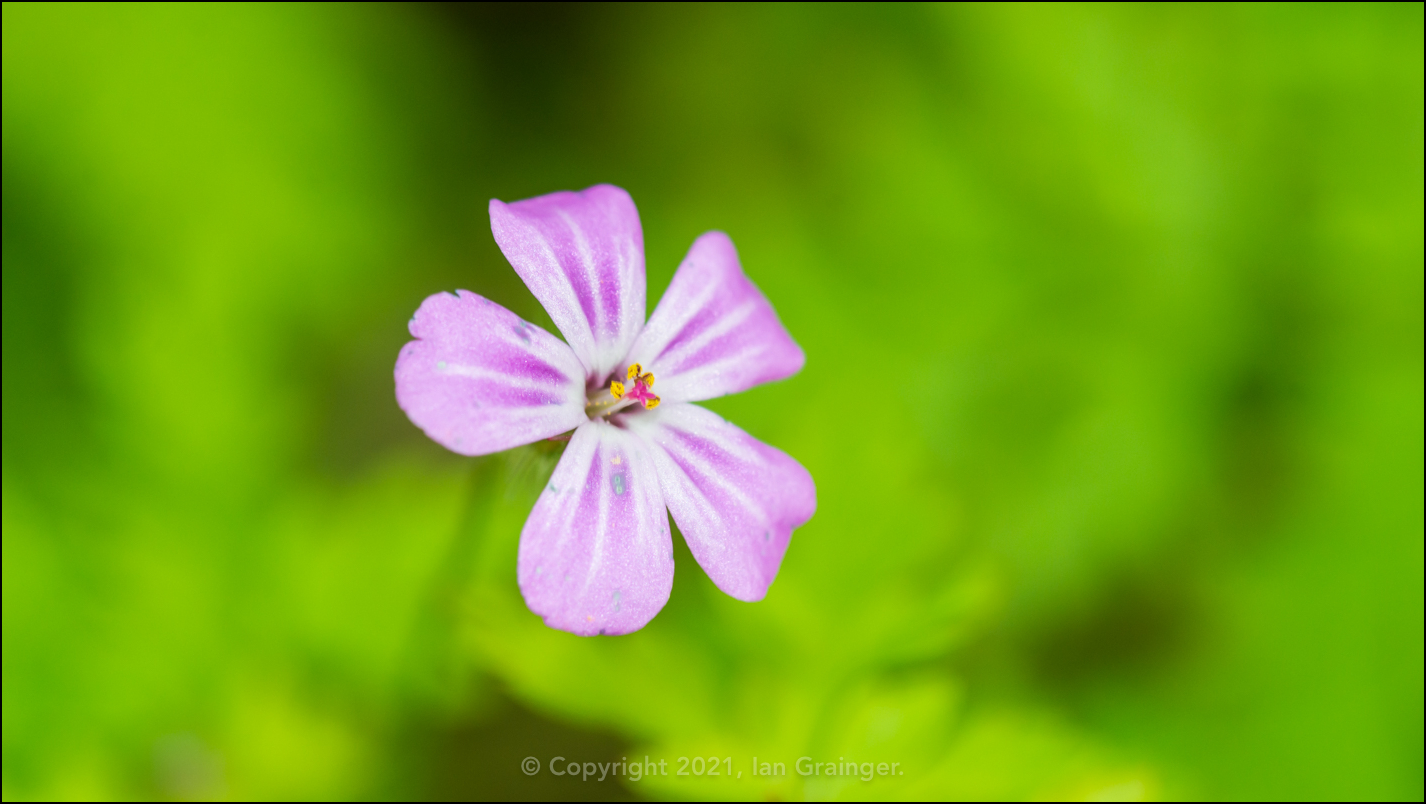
395,290,586,456
622,403,815,601
489,185,646,382
518,419,674,635
624,231,804,403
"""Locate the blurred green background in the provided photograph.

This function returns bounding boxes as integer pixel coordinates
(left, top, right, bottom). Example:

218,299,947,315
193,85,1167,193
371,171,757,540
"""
3,2,1421,800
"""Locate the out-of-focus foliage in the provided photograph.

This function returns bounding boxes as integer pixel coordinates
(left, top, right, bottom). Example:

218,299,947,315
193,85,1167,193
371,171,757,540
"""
3,3,1421,801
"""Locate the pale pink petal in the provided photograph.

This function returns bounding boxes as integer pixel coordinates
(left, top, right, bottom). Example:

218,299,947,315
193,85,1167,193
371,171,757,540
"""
624,231,803,403
489,185,646,383
518,419,674,635
395,290,586,456
621,403,815,601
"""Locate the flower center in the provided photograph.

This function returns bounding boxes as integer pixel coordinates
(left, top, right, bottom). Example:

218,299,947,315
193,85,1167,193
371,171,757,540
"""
585,363,661,420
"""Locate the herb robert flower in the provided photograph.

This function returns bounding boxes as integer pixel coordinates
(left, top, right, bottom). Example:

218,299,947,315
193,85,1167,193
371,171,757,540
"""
396,185,815,635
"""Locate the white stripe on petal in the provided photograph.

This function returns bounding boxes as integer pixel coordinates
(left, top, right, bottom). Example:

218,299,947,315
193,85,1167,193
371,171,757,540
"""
624,402,814,602
624,231,803,403
490,186,647,383
517,420,673,635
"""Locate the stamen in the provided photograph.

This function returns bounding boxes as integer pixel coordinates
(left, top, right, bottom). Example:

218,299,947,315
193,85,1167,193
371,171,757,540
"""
588,365,660,420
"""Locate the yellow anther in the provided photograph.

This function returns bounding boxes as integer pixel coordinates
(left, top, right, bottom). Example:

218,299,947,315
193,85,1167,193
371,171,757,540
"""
626,363,642,380
643,396,661,410
610,380,625,399
640,372,655,388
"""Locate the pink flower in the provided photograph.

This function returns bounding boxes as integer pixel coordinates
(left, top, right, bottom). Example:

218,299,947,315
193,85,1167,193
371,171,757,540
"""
395,185,816,635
